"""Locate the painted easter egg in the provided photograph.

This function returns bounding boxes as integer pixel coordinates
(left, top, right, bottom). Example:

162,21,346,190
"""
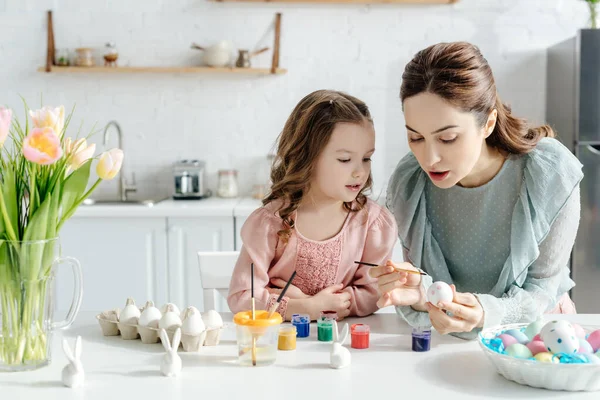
578,337,594,354
427,281,453,307
532,334,542,342
526,340,547,356
586,330,600,352
498,334,519,349
542,326,579,355
540,320,575,340
524,318,545,340
534,352,558,363
506,343,533,359
504,329,529,344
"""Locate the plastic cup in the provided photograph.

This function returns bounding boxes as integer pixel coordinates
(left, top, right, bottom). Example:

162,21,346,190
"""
233,310,282,366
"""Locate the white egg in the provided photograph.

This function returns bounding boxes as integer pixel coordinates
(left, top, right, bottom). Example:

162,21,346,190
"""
427,281,453,307
120,298,141,324
159,311,182,331
182,306,205,335
138,301,162,328
202,309,223,328
160,303,180,317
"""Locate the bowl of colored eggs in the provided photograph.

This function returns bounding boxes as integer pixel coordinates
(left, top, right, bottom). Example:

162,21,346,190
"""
478,319,600,391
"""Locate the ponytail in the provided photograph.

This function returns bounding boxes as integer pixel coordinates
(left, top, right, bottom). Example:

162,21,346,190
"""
487,97,555,155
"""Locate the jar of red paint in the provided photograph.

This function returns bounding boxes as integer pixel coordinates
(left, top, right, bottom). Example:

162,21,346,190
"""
350,324,370,349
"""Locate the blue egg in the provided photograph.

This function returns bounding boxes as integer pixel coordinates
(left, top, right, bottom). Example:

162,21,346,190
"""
505,329,530,344
578,337,594,354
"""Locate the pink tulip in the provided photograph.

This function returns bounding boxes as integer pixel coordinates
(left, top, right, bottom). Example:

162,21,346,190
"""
96,148,123,180
29,105,65,138
0,107,12,147
22,127,63,165
65,137,96,171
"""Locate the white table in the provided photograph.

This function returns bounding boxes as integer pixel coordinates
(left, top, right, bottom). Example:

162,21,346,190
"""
2,312,599,399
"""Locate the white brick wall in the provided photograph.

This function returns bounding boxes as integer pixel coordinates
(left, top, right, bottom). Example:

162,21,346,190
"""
0,0,591,199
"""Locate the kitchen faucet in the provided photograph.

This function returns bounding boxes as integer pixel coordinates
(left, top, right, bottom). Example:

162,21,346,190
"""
102,121,136,201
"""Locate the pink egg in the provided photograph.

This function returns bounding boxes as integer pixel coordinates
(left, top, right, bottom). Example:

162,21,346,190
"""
526,340,548,356
532,334,542,342
587,330,600,352
572,323,586,339
498,334,519,349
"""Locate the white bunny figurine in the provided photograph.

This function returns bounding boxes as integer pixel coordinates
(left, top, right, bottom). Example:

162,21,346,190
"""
330,320,351,369
61,335,85,388
160,327,182,377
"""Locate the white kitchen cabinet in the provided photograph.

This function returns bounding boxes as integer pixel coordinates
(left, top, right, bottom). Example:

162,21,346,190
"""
167,217,234,311
57,217,168,313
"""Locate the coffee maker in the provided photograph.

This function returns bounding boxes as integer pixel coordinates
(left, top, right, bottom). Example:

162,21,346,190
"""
172,160,209,200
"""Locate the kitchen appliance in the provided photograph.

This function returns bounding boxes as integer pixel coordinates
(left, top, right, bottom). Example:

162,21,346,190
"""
172,160,209,200
546,29,600,313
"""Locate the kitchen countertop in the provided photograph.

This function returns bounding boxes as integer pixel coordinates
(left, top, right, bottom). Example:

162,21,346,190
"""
73,196,252,218
2,312,599,399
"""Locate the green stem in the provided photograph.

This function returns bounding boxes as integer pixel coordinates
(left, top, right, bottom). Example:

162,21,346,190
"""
0,189,18,243
56,178,101,232
590,3,598,29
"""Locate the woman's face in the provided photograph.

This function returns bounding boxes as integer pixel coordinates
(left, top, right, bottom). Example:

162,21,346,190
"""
403,92,496,189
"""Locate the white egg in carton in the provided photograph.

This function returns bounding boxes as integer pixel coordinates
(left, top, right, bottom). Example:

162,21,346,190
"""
95,298,224,352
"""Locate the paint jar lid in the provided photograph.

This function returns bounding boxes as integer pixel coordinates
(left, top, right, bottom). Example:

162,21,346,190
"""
279,326,297,335
351,323,370,335
412,326,431,336
291,314,310,324
320,310,338,320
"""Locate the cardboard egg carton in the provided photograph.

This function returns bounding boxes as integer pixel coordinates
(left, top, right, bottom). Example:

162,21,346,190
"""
96,303,224,352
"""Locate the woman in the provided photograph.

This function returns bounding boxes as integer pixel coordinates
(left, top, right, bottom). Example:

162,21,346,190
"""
371,42,583,339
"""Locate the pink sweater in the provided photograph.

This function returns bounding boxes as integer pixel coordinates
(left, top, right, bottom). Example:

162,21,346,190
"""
227,198,398,319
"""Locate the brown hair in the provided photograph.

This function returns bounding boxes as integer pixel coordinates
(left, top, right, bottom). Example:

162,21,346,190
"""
400,42,554,154
263,89,373,242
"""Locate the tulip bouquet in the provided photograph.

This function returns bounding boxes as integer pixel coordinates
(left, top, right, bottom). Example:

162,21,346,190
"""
0,102,122,369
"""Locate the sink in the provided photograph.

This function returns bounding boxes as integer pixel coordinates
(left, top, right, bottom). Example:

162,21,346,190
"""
82,196,169,207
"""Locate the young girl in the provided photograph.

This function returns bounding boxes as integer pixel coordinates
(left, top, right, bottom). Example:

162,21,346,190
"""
372,42,583,339
227,89,398,321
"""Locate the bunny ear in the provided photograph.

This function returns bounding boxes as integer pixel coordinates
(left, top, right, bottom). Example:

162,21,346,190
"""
171,328,181,351
332,320,339,343
339,323,349,345
62,338,75,363
160,328,171,351
74,336,82,360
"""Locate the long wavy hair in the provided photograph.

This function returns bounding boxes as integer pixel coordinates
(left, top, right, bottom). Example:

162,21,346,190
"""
400,42,554,154
263,90,373,242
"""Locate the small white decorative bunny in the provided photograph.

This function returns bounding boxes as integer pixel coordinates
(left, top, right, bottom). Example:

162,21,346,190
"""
330,320,351,369
61,335,84,388
160,327,182,377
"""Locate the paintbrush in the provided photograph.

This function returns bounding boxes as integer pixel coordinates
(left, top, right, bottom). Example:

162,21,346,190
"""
267,271,298,318
251,262,257,366
354,261,428,276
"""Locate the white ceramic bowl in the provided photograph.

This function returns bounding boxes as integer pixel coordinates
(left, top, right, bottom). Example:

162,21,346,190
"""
478,322,600,392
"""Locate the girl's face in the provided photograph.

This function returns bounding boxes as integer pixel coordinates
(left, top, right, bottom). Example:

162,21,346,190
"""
308,120,375,204
403,92,496,189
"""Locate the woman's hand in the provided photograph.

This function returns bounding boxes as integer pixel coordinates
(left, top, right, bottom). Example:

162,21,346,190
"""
427,284,485,334
268,278,310,299
369,260,425,309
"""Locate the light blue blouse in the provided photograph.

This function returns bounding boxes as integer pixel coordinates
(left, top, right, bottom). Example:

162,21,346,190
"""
386,138,583,339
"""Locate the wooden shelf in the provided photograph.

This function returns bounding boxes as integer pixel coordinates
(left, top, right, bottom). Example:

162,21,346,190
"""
211,0,458,3
37,66,287,75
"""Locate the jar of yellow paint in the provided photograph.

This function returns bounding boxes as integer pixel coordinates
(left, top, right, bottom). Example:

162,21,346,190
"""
278,326,297,351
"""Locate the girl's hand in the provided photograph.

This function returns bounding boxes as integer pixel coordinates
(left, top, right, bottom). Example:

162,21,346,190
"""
369,260,425,309
268,278,310,299
308,284,351,319
427,284,485,335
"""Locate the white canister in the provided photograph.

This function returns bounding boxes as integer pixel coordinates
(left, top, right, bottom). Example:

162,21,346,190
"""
217,170,239,198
